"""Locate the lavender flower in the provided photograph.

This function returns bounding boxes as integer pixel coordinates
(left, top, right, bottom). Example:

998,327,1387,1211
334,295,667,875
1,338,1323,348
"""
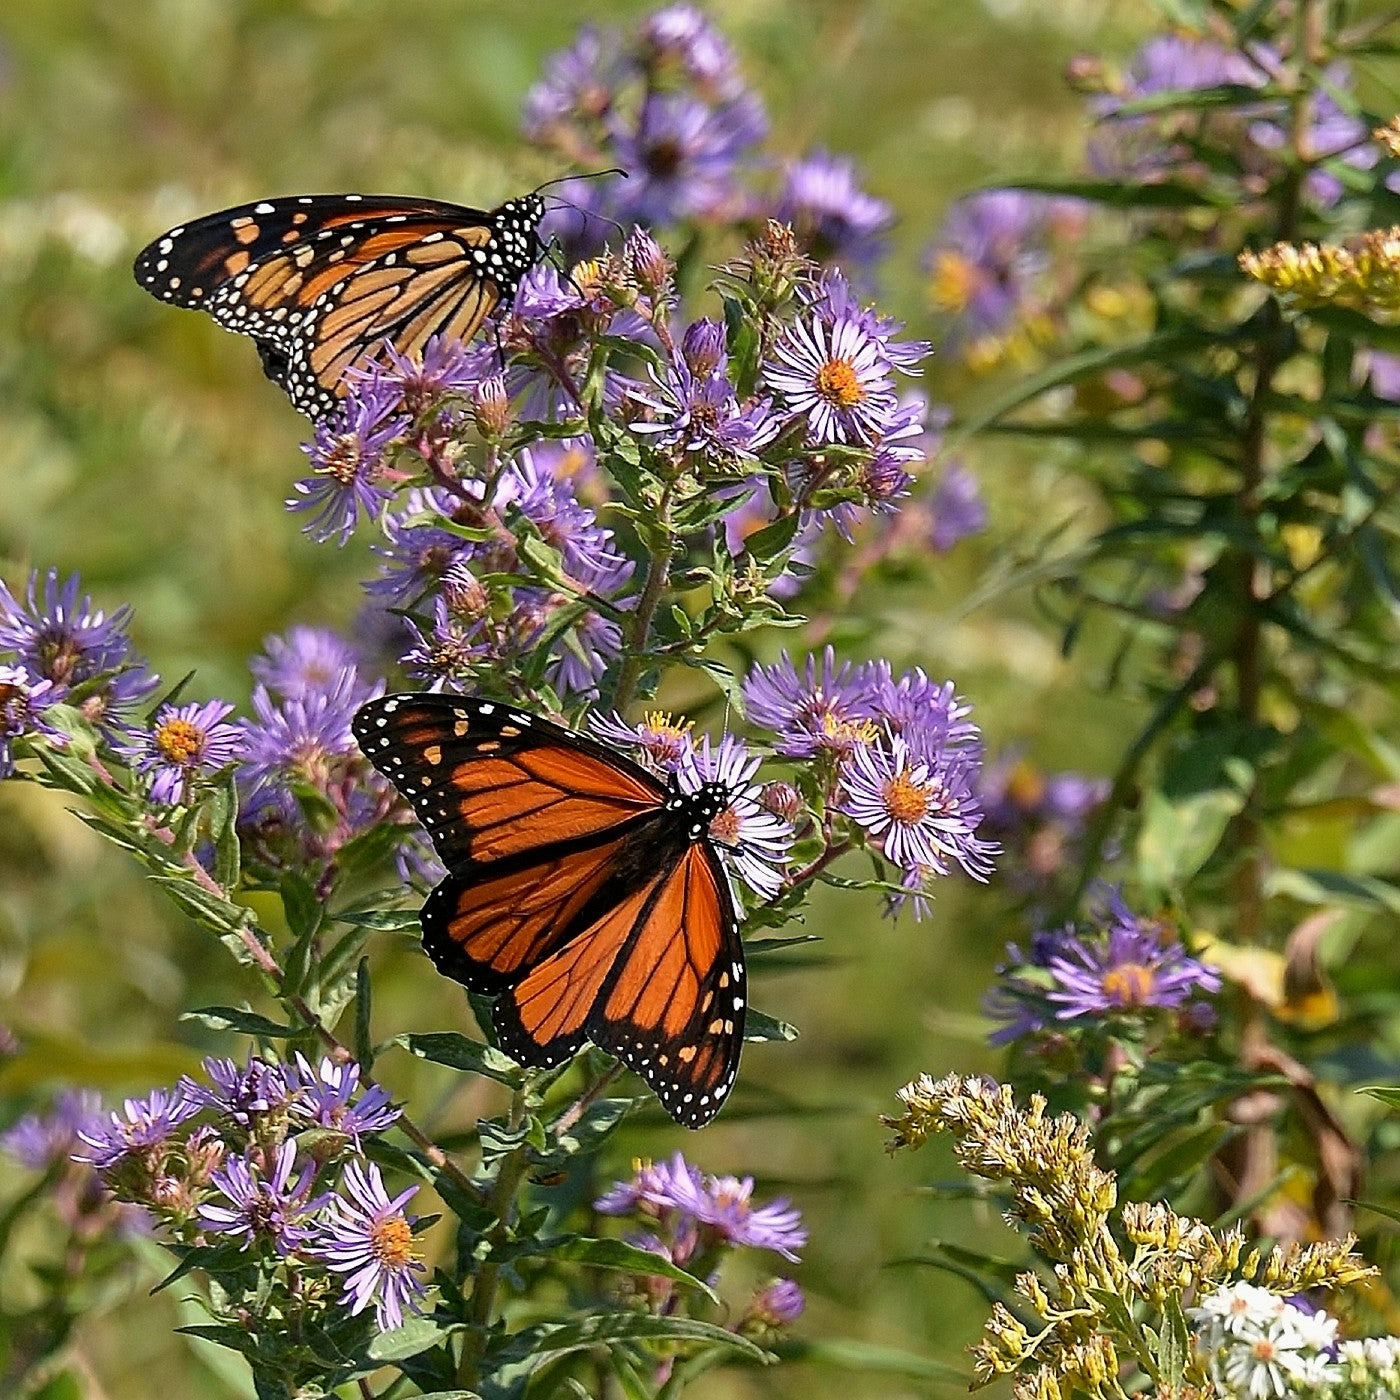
765,310,898,445
743,648,881,761
664,1166,807,1261
588,709,696,772
522,23,626,140
1044,892,1222,1021
546,608,625,700
185,1054,297,1130
249,626,369,703
120,698,243,804
76,1085,202,1171
811,270,930,376
778,148,893,267
366,487,476,606
197,1140,323,1254
238,670,370,794
2,1089,104,1170
596,1152,706,1218
373,334,492,415
640,5,744,97
288,1053,400,1146
312,1158,428,1331
401,594,492,687
838,734,995,881
745,1277,806,1329
0,568,136,691
872,666,980,761
927,460,988,551
633,353,779,461
288,377,409,545
0,666,59,776
676,735,793,900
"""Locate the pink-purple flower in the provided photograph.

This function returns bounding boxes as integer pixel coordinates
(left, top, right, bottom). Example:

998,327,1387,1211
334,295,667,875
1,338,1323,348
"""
778,149,892,267
0,666,59,777
120,698,244,805
197,1140,324,1255
75,1085,202,1170
311,1158,429,1331
743,648,882,761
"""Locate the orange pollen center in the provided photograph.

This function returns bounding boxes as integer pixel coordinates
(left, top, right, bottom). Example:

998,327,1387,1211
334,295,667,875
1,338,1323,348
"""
929,251,979,313
814,358,864,408
823,713,878,746
708,806,742,847
370,1215,417,1268
155,718,203,766
1252,1339,1277,1362
1102,963,1156,1006
883,772,930,824
323,437,363,484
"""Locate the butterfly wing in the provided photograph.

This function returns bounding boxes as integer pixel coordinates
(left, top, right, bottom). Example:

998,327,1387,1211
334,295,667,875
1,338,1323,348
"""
134,193,543,418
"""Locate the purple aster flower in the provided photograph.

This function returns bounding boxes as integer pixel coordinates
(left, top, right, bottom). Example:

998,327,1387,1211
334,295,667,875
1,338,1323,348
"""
546,607,624,700
676,735,792,900
596,1152,706,1218
1044,891,1222,1021
76,1085,202,1171
611,90,762,226
927,461,988,551
0,568,140,695
312,1158,428,1331
664,1165,807,1262
764,310,898,445
743,648,882,761
197,1140,324,1255
838,734,995,881
119,698,243,805
811,271,931,376
0,666,59,777
366,487,478,606
288,376,410,546
185,1054,297,1130
372,333,494,415
288,1053,400,1146
923,190,1061,343
588,710,696,772
249,626,372,704
778,148,893,267
632,353,778,460
401,594,492,687
746,1277,806,1328
522,23,627,140
640,5,744,98
238,670,374,795
872,666,980,760
2,1089,105,1171
496,448,634,594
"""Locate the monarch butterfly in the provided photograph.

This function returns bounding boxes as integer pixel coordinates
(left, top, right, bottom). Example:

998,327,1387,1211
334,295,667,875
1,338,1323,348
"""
133,190,546,420
352,693,749,1128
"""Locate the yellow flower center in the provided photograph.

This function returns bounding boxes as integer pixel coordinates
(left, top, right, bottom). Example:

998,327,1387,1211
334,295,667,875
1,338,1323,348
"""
1101,963,1156,1007
928,251,979,314
882,771,931,825
370,1214,418,1268
814,358,865,408
322,436,363,484
821,712,878,750
1252,1338,1277,1363
155,717,203,766
1005,760,1046,809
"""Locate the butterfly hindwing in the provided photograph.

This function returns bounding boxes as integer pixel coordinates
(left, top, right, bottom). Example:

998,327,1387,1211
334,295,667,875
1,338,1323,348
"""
134,191,545,418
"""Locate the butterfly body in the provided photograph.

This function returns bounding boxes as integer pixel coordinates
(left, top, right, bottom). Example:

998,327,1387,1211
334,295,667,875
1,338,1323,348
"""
134,192,545,419
353,694,747,1127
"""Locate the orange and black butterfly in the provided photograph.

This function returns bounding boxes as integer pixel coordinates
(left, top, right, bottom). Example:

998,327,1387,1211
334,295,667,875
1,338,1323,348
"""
352,693,748,1128
133,191,545,420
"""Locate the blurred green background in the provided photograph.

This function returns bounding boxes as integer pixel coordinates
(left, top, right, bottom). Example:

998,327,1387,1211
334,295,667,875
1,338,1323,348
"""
0,1,1159,1396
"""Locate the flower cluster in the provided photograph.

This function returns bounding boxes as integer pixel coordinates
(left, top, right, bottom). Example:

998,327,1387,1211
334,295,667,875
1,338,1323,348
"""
50,1052,426,1333
0,567,160,772
596,1151,804,1336
1241,226,1400,319
523,5,891,268
1191,1284,1400,1399
884,1073,1375,1399
985,886,1220,1045
977,751,1107,892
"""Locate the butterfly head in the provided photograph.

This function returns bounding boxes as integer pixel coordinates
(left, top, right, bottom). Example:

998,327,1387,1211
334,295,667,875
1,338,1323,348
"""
667,780,737,847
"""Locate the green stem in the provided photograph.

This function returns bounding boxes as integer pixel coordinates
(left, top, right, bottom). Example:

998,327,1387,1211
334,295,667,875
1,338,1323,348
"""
612,480,676,712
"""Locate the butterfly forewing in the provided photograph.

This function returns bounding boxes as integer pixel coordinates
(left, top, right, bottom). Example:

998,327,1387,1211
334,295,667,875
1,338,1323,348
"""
134,191,545,419
353,692,750,1128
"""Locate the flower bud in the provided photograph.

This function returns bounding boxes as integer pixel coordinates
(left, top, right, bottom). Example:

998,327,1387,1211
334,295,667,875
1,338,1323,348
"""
760,781,802,824
681,318,728,378
471,373,511,440
624,226,674,297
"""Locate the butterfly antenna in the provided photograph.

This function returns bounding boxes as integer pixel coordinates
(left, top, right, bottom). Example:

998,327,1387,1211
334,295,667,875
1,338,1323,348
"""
533,167,627,196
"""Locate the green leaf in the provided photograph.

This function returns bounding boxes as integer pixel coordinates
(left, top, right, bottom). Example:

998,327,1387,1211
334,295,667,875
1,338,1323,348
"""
771,1338,965,1383
151,1240,253,1293
392,1031,524,1087
743,511,801,563
367,1315,454,1361
509,1311,772,1366
354,958,374,1072
534,1237,720,1303
180,1006,303,1038
747,934,821,957
1159,1294,1190,1387
744,1008,798,1042
1003,176,1222,209
331,906,423,932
